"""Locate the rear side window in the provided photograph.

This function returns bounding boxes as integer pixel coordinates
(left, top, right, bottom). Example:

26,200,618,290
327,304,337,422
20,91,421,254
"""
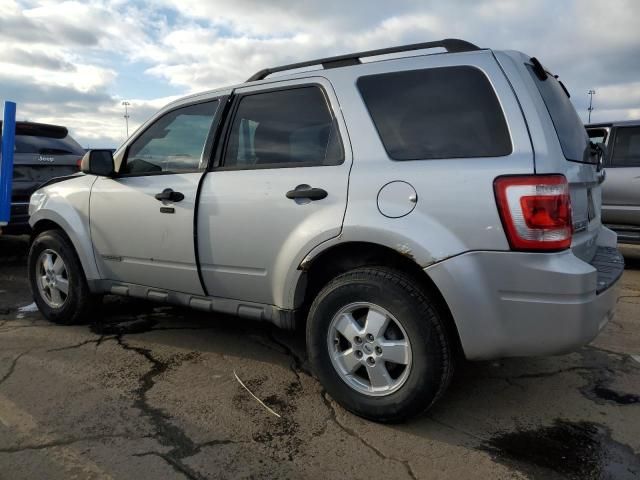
14,135,84,155
357,66,512,160
526,63,590,163
611,127,640,167
222,86,344,169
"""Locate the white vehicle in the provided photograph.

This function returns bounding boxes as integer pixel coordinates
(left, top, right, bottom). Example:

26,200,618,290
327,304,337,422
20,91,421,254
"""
28,39,623,421
587,120,640,244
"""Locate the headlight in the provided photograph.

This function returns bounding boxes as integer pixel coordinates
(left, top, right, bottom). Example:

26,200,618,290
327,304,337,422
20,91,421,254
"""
29,191,47,216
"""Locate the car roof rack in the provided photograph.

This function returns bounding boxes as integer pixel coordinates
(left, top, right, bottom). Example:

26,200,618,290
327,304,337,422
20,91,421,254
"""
247,38,481,82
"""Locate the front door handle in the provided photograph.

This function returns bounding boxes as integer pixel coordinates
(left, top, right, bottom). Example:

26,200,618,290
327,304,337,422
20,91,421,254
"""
286,185,328,201
155,188,184,202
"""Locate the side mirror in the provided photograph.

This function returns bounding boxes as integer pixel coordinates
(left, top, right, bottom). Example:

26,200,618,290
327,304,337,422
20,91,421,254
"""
80,150,115,176
587,141,607,172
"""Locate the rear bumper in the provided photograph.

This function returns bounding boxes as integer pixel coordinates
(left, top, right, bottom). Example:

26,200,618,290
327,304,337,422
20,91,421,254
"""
426,245,624,360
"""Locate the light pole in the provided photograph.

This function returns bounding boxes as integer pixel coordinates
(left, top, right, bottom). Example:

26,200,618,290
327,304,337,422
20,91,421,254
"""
121,101,130,138
587,90,596,123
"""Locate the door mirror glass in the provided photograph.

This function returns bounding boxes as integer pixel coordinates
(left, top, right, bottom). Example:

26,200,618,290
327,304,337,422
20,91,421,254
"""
81,149,115,176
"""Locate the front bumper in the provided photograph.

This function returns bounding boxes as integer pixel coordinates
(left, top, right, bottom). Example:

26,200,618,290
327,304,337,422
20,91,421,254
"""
426,246,624,360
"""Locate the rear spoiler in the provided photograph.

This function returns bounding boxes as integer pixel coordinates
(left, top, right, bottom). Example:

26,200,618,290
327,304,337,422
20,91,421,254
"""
0,121,68,139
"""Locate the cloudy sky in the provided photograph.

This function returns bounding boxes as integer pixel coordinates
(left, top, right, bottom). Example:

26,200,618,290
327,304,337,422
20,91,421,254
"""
1,0,639,148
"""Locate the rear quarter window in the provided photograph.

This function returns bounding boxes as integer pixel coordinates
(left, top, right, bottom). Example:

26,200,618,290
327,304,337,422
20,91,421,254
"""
525,63,590,163
357,66,512,160
14,135,84,156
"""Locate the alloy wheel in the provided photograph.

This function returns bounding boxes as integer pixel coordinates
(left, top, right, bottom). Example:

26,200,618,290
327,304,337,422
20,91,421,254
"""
327,302,412,396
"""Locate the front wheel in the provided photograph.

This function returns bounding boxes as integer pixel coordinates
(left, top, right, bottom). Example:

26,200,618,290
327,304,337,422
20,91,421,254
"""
306,267,453,422
28,230,100,325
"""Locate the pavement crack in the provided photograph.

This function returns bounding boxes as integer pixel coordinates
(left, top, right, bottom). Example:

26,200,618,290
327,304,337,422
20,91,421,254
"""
320,391,418,480
0,350,29,387
132,451,206,480
485,365,610,381
0,324,55,334
46,336,116,353
266,331,312,380
617,294,640,303
587,345,636,361
427,416,489,443
0,433,149,453
149,326,217,332
196,438,241,448
114,334,208,480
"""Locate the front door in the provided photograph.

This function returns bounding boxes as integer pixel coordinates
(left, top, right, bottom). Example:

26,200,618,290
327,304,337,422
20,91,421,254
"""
603,125,640,226
197,79,352,306
90,99,221,294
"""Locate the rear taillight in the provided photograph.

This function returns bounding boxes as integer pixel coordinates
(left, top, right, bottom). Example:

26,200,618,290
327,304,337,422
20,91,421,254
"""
494,175,572,251
76,158,83,169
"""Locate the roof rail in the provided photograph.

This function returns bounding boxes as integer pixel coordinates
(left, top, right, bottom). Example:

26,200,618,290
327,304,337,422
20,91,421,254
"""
247,38,480,82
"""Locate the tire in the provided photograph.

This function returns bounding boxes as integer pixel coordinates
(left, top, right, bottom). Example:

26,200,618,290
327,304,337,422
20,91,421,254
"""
306,266,453,422
28,230,100,325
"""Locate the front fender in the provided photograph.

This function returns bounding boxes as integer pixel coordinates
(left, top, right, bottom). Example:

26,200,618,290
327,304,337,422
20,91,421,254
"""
29,175,100,281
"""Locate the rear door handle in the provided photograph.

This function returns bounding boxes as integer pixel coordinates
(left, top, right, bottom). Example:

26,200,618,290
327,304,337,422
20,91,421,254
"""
155,188,184,202
286,185,328,201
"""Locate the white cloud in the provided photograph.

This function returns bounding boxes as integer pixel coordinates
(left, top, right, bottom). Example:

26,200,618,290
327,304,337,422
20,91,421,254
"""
1,0,639,145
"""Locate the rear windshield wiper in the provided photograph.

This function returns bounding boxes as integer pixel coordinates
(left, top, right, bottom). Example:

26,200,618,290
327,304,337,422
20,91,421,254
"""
530,57,571,98
530,57,548,80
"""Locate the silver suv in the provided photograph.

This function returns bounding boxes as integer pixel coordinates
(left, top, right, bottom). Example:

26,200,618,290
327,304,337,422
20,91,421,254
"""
587,120,640,243
27,39,624,422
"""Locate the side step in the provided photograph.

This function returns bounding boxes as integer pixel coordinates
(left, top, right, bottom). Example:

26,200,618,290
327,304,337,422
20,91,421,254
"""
105,281,297,330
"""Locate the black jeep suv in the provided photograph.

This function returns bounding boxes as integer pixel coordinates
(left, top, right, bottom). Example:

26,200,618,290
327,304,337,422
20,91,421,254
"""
0,122,85,234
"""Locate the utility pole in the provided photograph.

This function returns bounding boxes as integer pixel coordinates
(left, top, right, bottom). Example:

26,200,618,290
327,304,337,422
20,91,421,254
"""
121,101,130,138
587,90,596,123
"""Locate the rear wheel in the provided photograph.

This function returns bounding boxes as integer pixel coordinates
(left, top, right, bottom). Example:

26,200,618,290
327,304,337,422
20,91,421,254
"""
28,230,100,325
306,267,453,422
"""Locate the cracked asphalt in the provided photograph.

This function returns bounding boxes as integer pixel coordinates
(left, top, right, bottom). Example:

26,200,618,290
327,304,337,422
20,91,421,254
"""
0,235,639,480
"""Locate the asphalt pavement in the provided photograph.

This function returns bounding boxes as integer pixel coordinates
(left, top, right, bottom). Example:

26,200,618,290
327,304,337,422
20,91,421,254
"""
0,235,638,479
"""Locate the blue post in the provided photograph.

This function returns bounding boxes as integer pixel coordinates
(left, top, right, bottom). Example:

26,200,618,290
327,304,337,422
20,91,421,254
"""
0,101,17,227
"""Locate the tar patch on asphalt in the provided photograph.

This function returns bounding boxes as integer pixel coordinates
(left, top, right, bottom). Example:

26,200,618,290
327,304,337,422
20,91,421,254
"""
90,317,158,335
482,419,640,479
590,385,640,405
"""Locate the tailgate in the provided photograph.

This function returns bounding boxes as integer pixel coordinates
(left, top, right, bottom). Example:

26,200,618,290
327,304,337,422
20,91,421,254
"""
11,152,81,202
523,58,603,263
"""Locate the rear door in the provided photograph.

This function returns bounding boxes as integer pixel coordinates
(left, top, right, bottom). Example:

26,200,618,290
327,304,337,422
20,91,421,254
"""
197,78,351,306
601,126,640,226
90,98,222,294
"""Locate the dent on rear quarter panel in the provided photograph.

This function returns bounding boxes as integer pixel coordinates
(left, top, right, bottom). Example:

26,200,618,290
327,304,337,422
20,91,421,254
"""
29,175,100,281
